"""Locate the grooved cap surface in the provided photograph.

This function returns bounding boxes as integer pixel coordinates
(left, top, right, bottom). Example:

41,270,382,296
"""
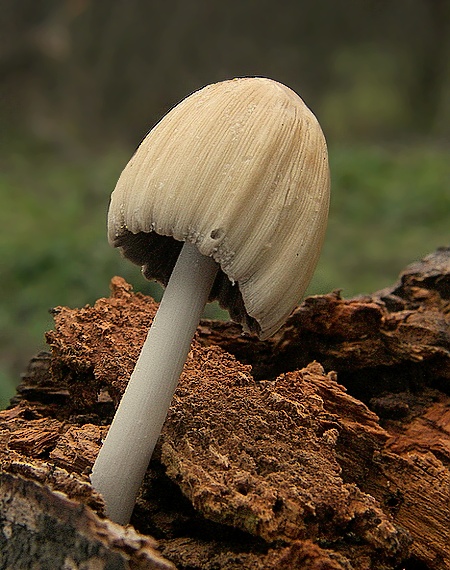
108,77,330,338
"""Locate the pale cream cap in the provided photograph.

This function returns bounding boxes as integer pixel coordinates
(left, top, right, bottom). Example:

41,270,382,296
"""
108,77,330,339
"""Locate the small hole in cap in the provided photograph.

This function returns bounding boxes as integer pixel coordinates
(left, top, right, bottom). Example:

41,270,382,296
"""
210,228,225,240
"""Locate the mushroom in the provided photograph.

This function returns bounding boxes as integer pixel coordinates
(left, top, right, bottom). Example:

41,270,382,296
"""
90,77,330,524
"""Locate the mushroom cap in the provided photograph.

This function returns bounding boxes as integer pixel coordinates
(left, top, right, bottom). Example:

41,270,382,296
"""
108,77,330,339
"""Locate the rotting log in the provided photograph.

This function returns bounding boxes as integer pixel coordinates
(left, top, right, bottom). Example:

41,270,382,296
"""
1,248,450,569
0,471,175,569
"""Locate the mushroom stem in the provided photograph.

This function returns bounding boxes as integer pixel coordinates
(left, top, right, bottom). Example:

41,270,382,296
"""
90,241,218,524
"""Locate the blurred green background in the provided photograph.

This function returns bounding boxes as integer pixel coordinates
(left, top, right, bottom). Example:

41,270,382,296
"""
1,0,449,407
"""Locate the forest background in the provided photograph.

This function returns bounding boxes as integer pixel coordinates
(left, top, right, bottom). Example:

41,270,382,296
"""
1,0,449,406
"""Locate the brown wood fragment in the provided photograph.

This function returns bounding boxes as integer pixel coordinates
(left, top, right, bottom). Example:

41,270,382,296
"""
386,395,450,462
265,540,353,569
11,350,69,408
0,403,107,477
7,417,63,456
161,537,353,570
367,450,450,569
46,276,159,409
160,352,408,567
49,423,108,474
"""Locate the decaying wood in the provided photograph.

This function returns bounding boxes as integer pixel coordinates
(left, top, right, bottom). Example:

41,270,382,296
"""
0,471,175,569
160,357,409,567
199,247,450,395
1,247,450,569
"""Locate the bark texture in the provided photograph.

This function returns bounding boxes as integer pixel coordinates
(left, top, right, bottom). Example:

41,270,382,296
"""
0,471,175,569
1,247,450,569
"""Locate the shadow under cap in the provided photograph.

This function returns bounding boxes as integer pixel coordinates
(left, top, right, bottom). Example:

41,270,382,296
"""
113,230,261,337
